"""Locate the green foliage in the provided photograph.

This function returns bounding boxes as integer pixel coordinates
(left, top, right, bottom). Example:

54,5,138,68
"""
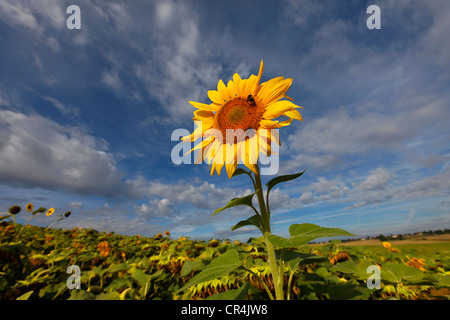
268,223,356,248
231,215,261,232
182,249,241,290
213,193,256,216
1,221,449,300
266,170,306,198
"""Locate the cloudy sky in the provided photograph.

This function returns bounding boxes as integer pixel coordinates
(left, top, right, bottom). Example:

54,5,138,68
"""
1,0,449,241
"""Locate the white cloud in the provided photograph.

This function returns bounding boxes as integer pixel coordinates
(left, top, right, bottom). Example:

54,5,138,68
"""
359,168,390,191
68,201,83,210
101,69,123,92
0,110,125,197
0,90,10,107
45,37,61,53
283,0,325,27
0,0,39,31
41,95,80,118
132,0,223,121
0,0,65,37
128,176,254,216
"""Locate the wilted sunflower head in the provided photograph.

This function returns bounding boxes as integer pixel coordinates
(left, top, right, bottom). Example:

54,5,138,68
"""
182,61,303,178
405,256,427,271
9,205,21,215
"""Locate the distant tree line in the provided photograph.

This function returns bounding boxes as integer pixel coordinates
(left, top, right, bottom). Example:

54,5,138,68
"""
341,229,450,242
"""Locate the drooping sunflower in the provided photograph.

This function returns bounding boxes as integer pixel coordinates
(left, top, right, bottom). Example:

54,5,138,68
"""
182,61,302,178
405,256,427,271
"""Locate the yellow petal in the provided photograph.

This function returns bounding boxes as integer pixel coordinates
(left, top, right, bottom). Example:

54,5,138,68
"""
284,95,294,101
244,134,259,166
278,117,293,127
193,109,215,118
180,125,208,142
245,163,258,175
260,119,282,129
217,79,231,101
253,60,264,95
232,73,243,96
207,90,224,105
211,162,224,176
225,163,238,179
258,128,280,146
205,141,224,166
227,79,237,98
284,109,303,121
242,75,257,96
189,136,215,154
189,101,219,112
258,78,292,105
263,100,297,119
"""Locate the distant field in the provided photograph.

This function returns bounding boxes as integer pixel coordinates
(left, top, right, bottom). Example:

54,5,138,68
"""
340,234,450,247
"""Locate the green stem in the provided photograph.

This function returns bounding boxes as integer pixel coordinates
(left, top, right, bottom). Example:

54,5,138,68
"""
45,216,63,230
253,164,269,232
253,164,284,300
263,234,284,300
286,270,294,300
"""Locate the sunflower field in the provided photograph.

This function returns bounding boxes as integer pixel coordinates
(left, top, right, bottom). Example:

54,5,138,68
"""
1,221,449,300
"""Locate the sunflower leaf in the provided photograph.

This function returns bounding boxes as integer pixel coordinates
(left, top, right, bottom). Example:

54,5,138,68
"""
276,250,328,271
231,168,250,177
266,170,306,196
268,223,355,248
213,192,256,216
231,214,262,232
181,249,241,292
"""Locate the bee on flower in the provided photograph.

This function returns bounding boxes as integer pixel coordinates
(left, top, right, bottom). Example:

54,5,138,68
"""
181,60,302,178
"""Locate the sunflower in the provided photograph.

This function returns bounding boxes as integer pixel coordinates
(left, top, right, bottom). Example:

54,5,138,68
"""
26,203,34,212
382,241,391,248
46,208,55,216
97,241,110,258
405,256,427,271
182,61,302,178
8,205,21,214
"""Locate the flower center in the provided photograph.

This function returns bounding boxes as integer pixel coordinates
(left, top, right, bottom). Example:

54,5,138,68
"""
225,105,247,124
214,96,263,143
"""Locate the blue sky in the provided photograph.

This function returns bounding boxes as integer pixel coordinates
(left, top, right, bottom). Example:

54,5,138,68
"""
1,0,449,241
